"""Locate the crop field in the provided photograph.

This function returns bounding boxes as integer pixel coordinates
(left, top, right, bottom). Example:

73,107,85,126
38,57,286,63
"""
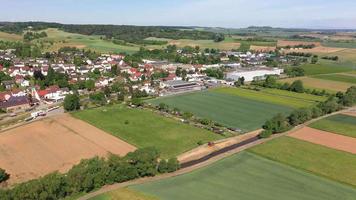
0,114,136,185
289,127,356,154
0,31,23,41
39,28,141,53
279,76,355,92
213,87,326,108
249,136,356,187
147,90,294,132
169,37,241,50
300,61,355,75
91,188,158,200
309,114,356,138
277,40,321,47
92,152,356,200
322,41,356,49
72,105,222,158
312,74,356,84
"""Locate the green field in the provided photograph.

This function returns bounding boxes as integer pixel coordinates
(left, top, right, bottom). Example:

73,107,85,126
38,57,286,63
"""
323,41,356,49
90,152,356,200
72,105,222,158
313,74,356,84
301,61,355,76
91,188,158,200
309,114,356,138
249,136,356,187
214,87,326,108
147,90,294,132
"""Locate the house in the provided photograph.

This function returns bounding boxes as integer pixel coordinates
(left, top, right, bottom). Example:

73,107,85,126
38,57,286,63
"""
2,80,16,90
0,96,31,112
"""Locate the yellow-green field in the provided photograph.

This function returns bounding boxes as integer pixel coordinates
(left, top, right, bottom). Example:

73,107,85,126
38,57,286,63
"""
0,31,23,41
279,76,356,92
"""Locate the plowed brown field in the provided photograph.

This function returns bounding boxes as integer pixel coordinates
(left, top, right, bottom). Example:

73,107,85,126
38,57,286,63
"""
289,127,356,154
0,114,136,185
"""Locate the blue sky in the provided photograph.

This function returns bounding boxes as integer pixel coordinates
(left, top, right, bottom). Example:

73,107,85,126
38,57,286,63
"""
1,0,356,28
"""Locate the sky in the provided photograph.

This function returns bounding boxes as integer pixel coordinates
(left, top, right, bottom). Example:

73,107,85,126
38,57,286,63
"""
1,0,356,29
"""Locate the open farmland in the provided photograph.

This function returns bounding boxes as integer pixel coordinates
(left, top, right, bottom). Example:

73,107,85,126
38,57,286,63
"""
72,105,222,158
0,31,23,41
213,87,326,108
279,76,355,92
0,114,136,185
312,74,356,84
300,61,355,75
309,114,356,138
147,90,294,132
249,136,356,187
289,127,356,154
38,28,141,53
91,152,356,200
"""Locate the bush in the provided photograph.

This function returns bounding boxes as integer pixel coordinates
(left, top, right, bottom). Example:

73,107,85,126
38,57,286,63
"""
158,160,168,173
0,168,9,183
263,114,290,134
259,130,273,138
289,80,304,93
167,158,180,173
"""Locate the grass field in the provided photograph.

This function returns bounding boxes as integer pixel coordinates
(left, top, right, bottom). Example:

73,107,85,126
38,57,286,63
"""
301,61,355,75
41,29,140,53
91,188,158,200
323,41,356,49
0,31,23,41
213,87,326,108
312,74,356,84
309,114,356,138
147,90,293,132
279,76,355,92
72,105,222,158
94,152,356,200
249,136,356,187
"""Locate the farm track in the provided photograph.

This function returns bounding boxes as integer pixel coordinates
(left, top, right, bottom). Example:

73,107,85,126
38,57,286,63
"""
79,106,355,200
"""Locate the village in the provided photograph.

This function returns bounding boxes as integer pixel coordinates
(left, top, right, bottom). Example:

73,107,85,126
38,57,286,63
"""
0,46,289,121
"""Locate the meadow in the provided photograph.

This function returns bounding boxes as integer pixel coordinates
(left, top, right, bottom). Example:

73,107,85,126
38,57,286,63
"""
300,61,355,76
72,105,222,158
309,114,356,138
92,152,356,200
147,90,294,132
213,87,326,108
312,74,356,84
249,136,356,187
279,76,355,92
41,28,140,53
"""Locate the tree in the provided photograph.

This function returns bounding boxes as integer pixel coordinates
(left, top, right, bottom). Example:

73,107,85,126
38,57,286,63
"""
85,80,95,91
288,108,312,126
63,94,80,111
0,168,9,183
158,160,168,173
289,80,304,93
213,33,225,42
263,75,278,88
341,86,356,106
311,55,318,64
89,92,106,105
259,130,272,138
263,114,290,134
234,77,245,87
166,158,180,172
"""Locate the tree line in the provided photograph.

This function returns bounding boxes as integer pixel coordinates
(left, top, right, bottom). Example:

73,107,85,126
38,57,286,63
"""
0,22,223,45
0,147,180,200
260,86,356,138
